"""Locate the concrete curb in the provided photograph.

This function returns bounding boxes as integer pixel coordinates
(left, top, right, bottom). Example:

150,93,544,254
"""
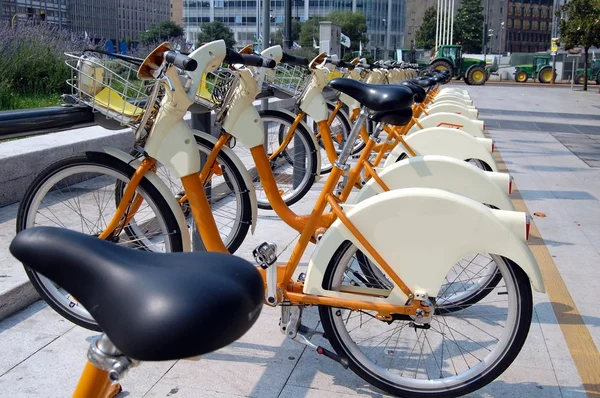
0,95,313,321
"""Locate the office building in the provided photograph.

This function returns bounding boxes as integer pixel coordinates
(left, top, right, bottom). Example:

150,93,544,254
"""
184,0,406,55
171,0,184,26
73,0,170,42
1,0,69,28
2,0,170,42
504,0,554,53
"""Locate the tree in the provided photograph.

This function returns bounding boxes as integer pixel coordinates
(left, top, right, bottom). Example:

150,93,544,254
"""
328,11,368,52
557,0,600,91
196,21,236,48
299,16,324,48
298,12,368,52
140,21,183,43
415,6,437,50
454,0,483,53
274,19,302,46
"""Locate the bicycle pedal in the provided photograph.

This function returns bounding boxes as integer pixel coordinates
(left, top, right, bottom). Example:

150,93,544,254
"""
253,242,277,269
297,272,306,282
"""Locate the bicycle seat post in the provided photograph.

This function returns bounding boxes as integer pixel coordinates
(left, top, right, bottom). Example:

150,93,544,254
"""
334,107,368,169
87,334,136,383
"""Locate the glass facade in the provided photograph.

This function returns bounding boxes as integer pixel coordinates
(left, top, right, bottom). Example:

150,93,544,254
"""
1,0,70,29
184,0,406,53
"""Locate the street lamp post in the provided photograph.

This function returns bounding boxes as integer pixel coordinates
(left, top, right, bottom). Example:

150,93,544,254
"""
382,18,387,60
500,21,505,54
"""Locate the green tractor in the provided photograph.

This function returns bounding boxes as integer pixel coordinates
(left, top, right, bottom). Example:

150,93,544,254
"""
514,54,556,83
427,45,489,85
574,59,600,85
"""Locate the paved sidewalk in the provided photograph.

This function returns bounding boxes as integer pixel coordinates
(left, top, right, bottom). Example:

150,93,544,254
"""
0,85,599,397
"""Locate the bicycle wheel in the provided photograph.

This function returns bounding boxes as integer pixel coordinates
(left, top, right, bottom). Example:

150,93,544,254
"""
319,241,533,397
122,134,252,254
355,251,502,313
398,153,493,172
256,109,319,210
16,151,183,331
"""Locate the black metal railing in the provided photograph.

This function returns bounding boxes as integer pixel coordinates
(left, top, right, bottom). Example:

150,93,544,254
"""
0,105,94,140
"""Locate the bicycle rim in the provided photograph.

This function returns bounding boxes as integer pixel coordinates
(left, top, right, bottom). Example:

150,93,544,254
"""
320,241,530,395
20,162,176,326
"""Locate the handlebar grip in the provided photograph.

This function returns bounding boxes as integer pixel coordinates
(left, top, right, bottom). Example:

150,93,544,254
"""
164,51,197,72
337,60,356,70
225,49,276,68
281,52,309,67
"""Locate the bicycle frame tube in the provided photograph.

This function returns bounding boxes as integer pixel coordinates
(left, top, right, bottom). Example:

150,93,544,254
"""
268,112,306,162
178,133,230,204
98,158,156,240
72,361,112,398
327,101,343,126
180,172,229,253
249,145,336,234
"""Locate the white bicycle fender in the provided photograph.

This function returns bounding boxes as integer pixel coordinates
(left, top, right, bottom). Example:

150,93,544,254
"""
411,112,485,138
426,103,479,119
271,107,322,179
431,98,475,108
102,147,192,252
439,88,470,98
432,96,474,106
192,130,259,234
352,155,514,210
304,188,544,306
384,127,499,171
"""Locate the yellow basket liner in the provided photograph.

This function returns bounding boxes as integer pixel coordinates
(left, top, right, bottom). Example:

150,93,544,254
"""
93,87,144,118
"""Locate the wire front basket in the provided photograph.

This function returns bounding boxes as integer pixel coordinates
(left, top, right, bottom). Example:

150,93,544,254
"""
264,63,310,97
195,68,238,111
65,52,156,128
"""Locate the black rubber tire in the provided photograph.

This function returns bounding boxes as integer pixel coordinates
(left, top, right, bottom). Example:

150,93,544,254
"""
319,240,533,397
538,67,555,84
575,73,585,85
16,152,184,331
258,109,319,210
514,70,528,83
466,66,487,86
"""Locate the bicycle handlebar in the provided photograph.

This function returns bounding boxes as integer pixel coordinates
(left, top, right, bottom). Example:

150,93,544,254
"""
225,49,276,68
164,51,198,72
281,52,309,67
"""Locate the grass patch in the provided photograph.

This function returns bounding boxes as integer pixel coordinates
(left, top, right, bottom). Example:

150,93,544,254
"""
0,91,62,111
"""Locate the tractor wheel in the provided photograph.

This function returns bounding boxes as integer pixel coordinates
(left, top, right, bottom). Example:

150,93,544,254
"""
575,73,585,85
538,67,555,83
429,60,453,83
595,72,600,85
515,71,528,83
466,65,487,86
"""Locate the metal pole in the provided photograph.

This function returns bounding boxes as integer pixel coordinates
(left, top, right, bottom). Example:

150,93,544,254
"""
444,0,450,44
571,56,575,90
435,0,440,51
450,0,454,45
261,0,270,112
256,0,261,50
283,0,292,51
190,112,215,251
440,0,445,46
446,0,451,45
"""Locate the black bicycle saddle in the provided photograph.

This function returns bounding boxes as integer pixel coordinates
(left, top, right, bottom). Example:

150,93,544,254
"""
401,80,427,103
10,227,264,362
328,78,414,111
